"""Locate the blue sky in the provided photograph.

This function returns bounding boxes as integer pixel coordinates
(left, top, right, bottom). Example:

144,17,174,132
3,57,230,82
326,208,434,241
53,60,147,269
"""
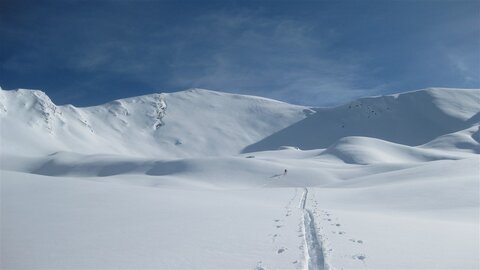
1,0,479,106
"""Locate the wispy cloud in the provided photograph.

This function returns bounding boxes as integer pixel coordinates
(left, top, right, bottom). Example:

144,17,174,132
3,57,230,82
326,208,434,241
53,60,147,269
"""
1,1,478,106
168,11,383,105
446,51,479,84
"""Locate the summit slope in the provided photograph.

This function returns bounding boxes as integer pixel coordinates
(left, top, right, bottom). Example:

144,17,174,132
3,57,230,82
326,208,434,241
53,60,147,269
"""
244,88,480,153
2,87,479,160
0,88,311,158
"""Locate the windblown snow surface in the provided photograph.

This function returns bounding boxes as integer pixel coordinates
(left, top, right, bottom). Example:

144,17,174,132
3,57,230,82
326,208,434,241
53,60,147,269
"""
1,87,479,269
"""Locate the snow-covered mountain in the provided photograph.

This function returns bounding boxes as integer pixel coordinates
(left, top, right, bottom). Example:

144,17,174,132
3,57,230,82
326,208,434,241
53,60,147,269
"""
1,87,479,269
244,88,480,152
1,87,478,159
0,88,311,158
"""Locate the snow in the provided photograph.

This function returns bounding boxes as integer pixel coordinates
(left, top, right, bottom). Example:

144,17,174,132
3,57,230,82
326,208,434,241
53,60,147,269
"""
244,88,480,152
0,88,310,158
1,87,479,269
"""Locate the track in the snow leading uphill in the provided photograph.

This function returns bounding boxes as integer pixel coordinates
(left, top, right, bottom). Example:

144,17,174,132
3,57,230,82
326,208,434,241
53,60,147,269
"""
299,188,327,270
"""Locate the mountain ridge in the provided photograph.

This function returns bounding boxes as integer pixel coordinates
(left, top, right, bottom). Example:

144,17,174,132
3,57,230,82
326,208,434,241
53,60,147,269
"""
243,88,480,152
1,87,479,160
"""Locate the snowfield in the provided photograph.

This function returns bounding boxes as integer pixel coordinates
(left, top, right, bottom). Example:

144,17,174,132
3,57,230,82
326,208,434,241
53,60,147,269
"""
1,87,479,269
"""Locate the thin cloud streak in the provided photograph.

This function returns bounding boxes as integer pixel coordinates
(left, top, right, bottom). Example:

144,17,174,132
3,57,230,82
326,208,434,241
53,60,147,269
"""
168,11,382,106
0,1,478,106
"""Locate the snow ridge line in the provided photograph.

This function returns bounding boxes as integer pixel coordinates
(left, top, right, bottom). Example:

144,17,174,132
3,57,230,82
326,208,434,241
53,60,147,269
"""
300,188,326,270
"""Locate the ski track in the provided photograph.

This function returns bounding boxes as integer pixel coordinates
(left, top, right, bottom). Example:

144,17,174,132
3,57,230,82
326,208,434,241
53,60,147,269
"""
300,188,327,270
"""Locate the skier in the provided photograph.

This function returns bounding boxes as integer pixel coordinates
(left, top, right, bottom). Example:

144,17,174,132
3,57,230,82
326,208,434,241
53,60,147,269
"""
283,169,288,176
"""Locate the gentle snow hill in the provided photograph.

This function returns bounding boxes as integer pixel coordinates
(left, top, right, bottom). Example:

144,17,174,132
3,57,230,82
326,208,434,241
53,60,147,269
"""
0,88,311,158
243,88,480,152
317,136,469,165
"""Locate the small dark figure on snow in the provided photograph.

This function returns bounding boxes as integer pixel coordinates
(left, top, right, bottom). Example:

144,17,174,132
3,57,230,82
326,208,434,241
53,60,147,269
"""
283,169,288,176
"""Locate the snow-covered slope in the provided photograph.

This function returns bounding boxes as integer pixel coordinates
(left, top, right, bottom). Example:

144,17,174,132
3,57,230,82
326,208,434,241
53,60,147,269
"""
0,88,311,158
2,87,478,160
244,88,480,152
1,87,479,269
